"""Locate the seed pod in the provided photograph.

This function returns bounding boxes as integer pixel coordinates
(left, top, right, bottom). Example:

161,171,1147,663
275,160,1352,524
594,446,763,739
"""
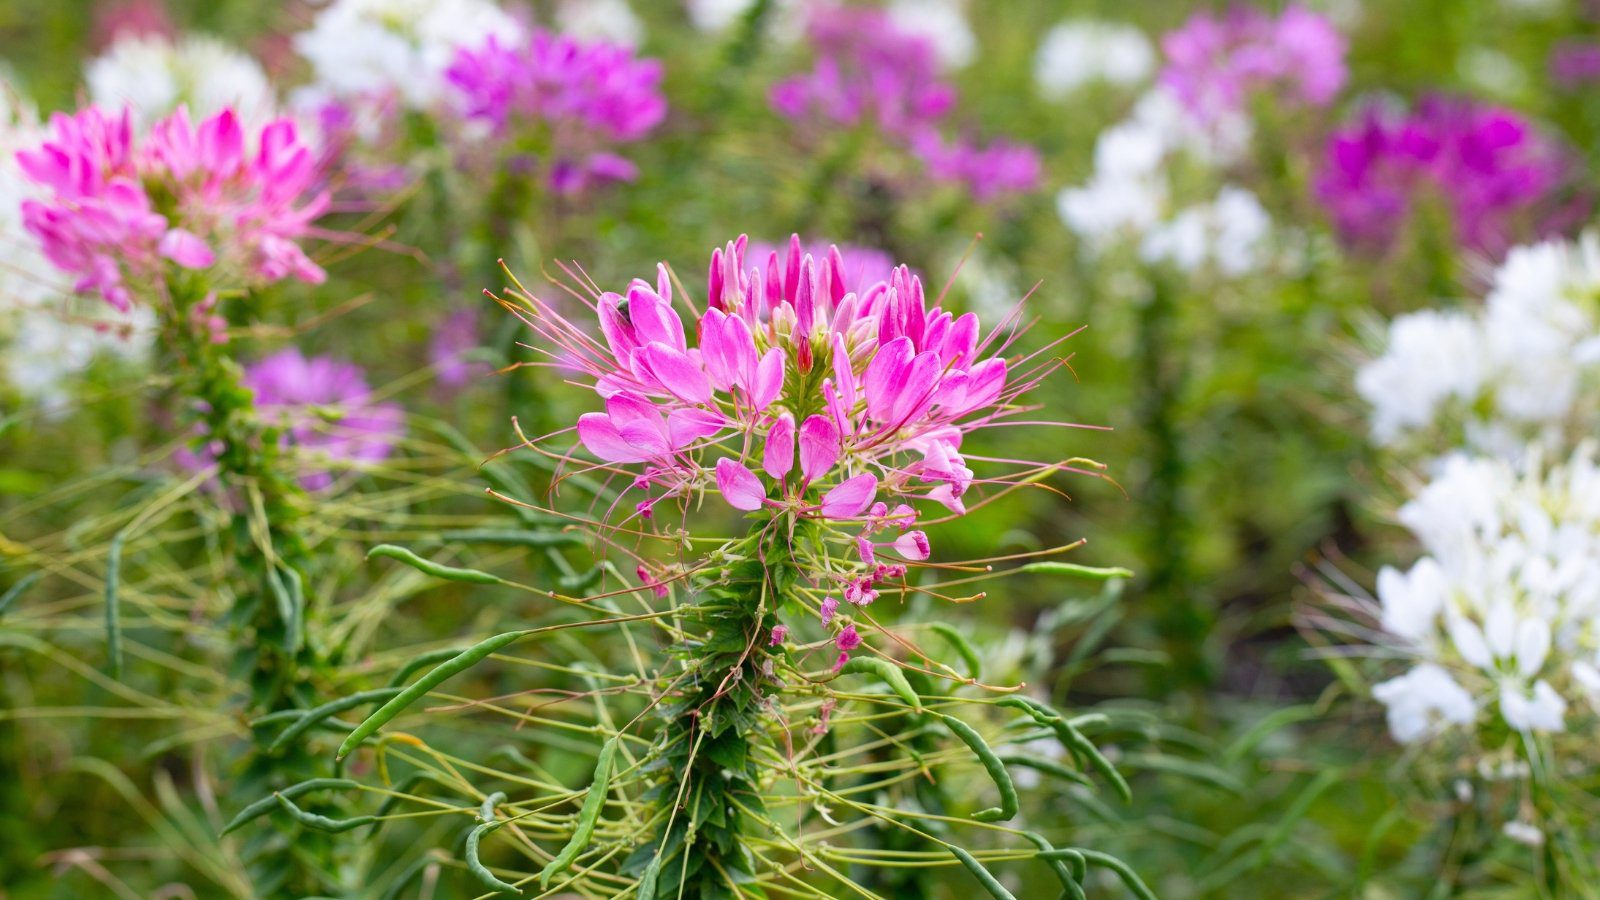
1019,561,1135,581
539,737,619,887
272,793,376,833
368,543,501,584
835,656,923,713
948,846,1018,900
937,713,1018,822
928,623,982,680
267,687,403,753
220,778,359,836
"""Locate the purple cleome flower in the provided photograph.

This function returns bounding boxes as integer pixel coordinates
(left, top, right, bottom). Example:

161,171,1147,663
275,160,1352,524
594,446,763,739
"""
1159,4,1347,125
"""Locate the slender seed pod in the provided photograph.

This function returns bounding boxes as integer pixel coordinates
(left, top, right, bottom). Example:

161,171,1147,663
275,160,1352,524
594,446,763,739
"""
465,821,521,895
1021,831,1087,899
267,687,403,753
948,847,1018,900
0,571,41,617
835,656,923,712
104,529,125,677
539,738,619,887
928,623,983,680
1046,849,1156,900
937,713,1018,822
337,630,529,759
387,645,473,687
220,778,359,836
1019,561,1135,581
367,543,502,584
271,793,375,833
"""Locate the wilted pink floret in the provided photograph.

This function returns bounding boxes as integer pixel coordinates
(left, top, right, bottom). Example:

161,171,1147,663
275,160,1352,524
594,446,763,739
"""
17,105,328,311
446,29,666,193
1160,4,1347,125
1316,96,1576,258
243,349,404,491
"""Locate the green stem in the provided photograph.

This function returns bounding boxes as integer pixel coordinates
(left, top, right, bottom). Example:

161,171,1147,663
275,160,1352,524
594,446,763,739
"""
158,275,333,897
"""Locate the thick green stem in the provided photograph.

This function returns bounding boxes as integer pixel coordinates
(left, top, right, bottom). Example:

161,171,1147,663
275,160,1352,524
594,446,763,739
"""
633,528,785,899
158,276,333,897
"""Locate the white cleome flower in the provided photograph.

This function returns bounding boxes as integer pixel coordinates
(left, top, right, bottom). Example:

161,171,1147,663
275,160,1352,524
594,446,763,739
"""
1371,663,1477,743
87,33,275,129
887,0,976,69
1034,20,1154,99
1366,448,1600,741
1140,185,1271,277
557,0,644,47
293,0,522,109
1358,232,1600,456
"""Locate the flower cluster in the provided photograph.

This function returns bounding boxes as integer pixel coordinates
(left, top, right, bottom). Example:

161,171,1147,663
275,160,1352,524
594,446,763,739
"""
17,105,327,312
87,32,275,129
1159,4,1347,126
770,3,1039,201
444,27,667,192
515,234,1052,667
1357,233,1600,454
1367,449,1600,743
1317,96,1575,258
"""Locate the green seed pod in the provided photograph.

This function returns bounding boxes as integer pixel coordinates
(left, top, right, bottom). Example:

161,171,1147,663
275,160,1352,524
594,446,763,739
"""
539,737,619,888
220,778,359,836
949,846,1018,900
368,543,502,584
835,656,923,713
937,713,1018,822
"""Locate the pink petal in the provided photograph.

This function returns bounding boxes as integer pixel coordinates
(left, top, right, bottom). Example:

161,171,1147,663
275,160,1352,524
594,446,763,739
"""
955,358,1007,414
892,530,931,561
764,412,796,478
638,342,711,404
888,350,941,424
159,228,215,269
863,336,913,423
627,286,687,352
667,407,725,448
819,473,877,519
577,413,640,462
715,457,767,511
750,347,785,411
798,414,840,483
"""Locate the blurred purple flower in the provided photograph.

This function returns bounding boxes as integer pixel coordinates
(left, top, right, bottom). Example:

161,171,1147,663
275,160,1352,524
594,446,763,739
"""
431,308,490,388
746,236,896,296
1316,96,1576,258
243,348,403,490
1551,40,1600,89
912,131,1043,201
1160,4,1347,125
769,3,955,136
446,28,666,193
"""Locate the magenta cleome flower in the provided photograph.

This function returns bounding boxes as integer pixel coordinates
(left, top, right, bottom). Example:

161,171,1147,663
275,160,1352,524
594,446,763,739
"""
445,29,667,193
770,3,1037,202
17,105,328,311
1316,96,1576,258
509,234,1070,665
242,349,404,491
1159,4,1347,125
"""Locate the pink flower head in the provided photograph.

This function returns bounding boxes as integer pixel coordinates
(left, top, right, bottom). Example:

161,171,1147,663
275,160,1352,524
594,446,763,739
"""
1315,96,1579,259
1160,5,1347,125
770,5,1037,204
511,233,1072,683
446,29,666,194
17,104,328,311
184,348,403,491
769,624,789,645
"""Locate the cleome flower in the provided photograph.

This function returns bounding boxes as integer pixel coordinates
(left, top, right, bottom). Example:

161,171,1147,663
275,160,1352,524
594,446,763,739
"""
502,234,1078,667
17,104,327,311
1159,3,1347,127
445,26,667,193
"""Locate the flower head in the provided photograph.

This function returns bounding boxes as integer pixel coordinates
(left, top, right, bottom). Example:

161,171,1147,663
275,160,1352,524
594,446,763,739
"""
1159,4,1346,125
17,104,328,310
1316,96,1576,258
507,234,1070,663
445,28,667,192
241,349,404,490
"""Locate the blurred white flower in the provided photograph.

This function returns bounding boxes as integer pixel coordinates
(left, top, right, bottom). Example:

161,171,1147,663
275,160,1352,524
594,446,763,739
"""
86,33,275,128
1502,820,1546,847
557,0,644,47
6,306,155,414
1034,20,1154,99
293,0,522,109
1140,185,1271,276
1366,448,1600,742
887,0,975,70
1371,663,1476,743
1357,234,1600,454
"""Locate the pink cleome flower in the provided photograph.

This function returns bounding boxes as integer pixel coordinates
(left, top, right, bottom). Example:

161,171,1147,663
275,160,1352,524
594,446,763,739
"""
770,3,1038,201
17,105,328,312
1316,96,1578,258
445,28,667,194
509,234,1072,665
1159,4,1347,126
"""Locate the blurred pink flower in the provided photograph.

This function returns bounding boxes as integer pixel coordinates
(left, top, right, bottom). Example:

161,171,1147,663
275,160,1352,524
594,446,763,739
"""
1160,4,1347,125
